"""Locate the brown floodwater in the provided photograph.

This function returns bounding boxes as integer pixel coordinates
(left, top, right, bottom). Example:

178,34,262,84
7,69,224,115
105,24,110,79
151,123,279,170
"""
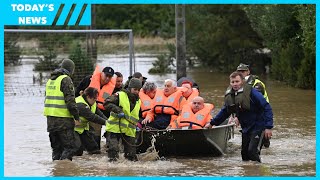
4,55,315,176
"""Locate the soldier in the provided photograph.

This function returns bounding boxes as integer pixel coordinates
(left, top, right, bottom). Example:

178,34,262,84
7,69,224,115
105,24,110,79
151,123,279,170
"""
44,59,80,161
104,78,142,161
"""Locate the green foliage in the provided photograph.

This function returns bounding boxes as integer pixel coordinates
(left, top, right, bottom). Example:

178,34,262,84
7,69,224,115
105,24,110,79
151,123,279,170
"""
96,5,175,38
69,43,94,85
271,40,303,85
4,35,22,66
34,34,60,71
186,5,263,72
148,43,175,74
245,4,315,89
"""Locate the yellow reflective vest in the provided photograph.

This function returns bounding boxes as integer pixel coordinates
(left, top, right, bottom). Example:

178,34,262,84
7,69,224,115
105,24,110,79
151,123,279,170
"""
43,75,73,118
74,96,97,134
106,91,141,137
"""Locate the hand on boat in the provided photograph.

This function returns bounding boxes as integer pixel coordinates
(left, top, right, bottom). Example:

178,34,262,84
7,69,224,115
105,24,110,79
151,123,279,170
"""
264,129,272,139
228,117,239,127
141,118,151,124
204,122,213,129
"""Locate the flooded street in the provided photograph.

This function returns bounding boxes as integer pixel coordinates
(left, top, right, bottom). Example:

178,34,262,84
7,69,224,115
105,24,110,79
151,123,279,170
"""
4,56,315,176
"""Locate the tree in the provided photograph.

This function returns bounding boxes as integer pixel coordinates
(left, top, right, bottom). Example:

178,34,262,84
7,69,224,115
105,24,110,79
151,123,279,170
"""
186,5,263,72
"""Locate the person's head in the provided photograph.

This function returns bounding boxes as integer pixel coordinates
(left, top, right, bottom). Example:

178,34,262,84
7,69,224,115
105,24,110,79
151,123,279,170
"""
83,87,99,106
164,79,177,97
61,59,75,75
181,80,193,98
236,63,250,77
100,67,114,86
128,78,142,95
142,82,157,99
229,71,244,91
115,72,123,88
132,72,144,81
191,96,205,113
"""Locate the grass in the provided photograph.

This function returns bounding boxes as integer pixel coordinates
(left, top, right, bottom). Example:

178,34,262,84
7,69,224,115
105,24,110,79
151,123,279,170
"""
16,36,175,55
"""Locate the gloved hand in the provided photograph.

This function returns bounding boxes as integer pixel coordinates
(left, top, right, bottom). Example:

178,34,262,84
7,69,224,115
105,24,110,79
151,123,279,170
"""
117,112,125,118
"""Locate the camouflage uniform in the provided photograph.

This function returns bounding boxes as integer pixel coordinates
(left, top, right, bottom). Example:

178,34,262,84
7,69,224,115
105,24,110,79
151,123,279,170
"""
74,96,107,155
104,89,140,161
46,68,80,161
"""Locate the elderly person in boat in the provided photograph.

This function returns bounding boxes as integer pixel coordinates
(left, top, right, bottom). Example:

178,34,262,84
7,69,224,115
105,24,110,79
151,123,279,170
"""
169,96,214,129
141,79,186,129
205,71,273,163
139,82,158,119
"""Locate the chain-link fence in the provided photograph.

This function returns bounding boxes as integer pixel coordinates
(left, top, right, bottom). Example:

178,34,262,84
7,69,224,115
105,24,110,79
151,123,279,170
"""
4,29,135,97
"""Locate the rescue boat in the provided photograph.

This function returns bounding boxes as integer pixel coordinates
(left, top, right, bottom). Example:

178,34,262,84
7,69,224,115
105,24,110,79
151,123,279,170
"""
136,123,235,157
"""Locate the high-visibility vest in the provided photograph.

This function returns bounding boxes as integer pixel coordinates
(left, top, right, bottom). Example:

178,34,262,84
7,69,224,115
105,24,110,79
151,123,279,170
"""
74,96,97,134
89,66,116,110
43,75,73,118
247,75,269,102
105,91,141,137
177,103,214,129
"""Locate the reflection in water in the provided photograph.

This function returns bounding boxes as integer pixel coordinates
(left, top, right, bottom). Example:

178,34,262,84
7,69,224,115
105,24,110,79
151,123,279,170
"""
4,56,315,176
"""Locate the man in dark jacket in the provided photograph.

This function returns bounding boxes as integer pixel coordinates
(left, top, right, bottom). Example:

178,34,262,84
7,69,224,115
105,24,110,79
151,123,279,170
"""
123,72,147,89
103,78,142,161
74,87,108,156
44,59,80,161
205,71,273,163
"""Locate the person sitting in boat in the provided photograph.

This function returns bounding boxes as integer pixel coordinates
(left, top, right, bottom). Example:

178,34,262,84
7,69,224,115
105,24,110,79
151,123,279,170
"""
74,87,107,156
178,80,200,103
169,96,214,129
139,82,158,119
103,78,142,162
205,71,273,163
123,72,147,89
141,79,186,130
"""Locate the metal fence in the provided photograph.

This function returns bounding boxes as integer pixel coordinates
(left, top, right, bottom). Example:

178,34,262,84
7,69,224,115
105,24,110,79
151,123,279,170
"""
4,29,135,97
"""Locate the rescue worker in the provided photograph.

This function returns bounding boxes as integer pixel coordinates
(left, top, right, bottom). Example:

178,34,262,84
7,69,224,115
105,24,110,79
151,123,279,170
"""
205,71,273,163
44,59,80,161
74,87,107,156
123,72,147,89
179,80,200,103
74,66,116,150
139,82,157,119
237,63,271,148
141,79,186,129
113,72,124,94
103,78,142,162
169,96,214,129
236,63,269,102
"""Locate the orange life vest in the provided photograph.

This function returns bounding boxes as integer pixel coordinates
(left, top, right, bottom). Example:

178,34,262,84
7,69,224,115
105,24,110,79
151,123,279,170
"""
184,88,200,103
89,66,116,110
176,103,214,129
139,89,157,118
153,89,185,116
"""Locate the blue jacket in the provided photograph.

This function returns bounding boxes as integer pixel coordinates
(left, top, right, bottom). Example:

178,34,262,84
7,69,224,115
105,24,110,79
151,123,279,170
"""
210,88,273,133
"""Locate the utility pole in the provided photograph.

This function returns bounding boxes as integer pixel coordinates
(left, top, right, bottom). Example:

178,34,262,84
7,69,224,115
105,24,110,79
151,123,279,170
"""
175,4,187,80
